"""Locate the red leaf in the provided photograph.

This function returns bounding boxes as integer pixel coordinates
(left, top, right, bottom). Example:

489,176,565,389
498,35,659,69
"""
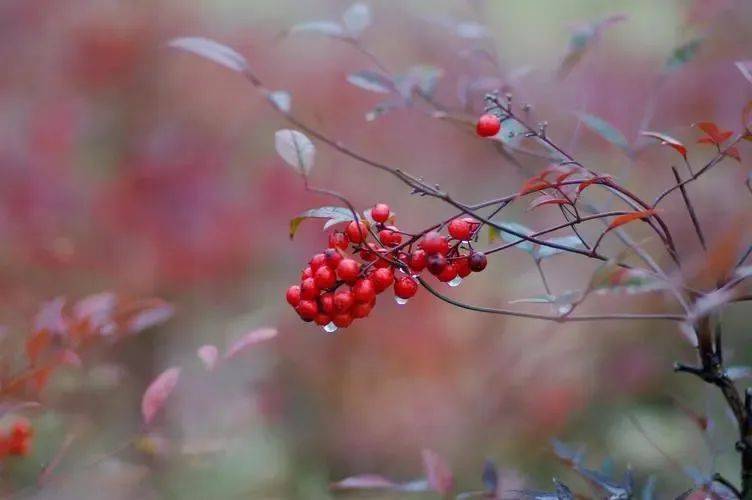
421,449,454,495
608,209,657,230
528,194,570,211
725,146,741,162
197,345,219,371
576,175,612,196
142,367,181,425
518,177,551,196
640,131,687,158
224,327,277,360
696,121,733,145
26,331,51,366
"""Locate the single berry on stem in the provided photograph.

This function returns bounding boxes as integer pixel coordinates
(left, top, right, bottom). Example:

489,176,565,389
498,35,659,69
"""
448,218,472,241
353,278,376,303
300,278,319,300
346,220,368,244
313,266,336,290
394,276,418,299
421,231,448,255
408,249,427,272
427,253,448,275
469,251,488,272
476,113,501,137
336,258,361,283
329,230,349,250
371,203,390,223
286,285,302,306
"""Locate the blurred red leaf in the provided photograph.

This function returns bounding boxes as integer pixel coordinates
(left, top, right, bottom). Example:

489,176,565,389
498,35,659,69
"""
142,367,181,425
518,177,551,196
422,449,454,494
197,345,219,371
528,194,570,211
26,331,51,366
224,327,277,360
696,122,733,145
725,146,741,162
576,175,612,196
640,131,688,159
608,210,657,230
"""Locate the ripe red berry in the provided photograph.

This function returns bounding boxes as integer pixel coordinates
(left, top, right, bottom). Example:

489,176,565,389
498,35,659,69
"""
309,253,327,270
332,312,354,328
296,299,318,321
319,292,335,315
346,220,368,244
352,301,373,318
437,262,458,282
359,242,378,262
314,313,331,326
427,253,447,275
353,278,376,303
314,266,336,290
408,249,427,272
454,256,471,278
371,267,394,292
469,251,488,272
300,278,319,300
334,289,355,313
421,231,448,255
374,249,392,268
394,276,418,299
476,113,501,137
379,228,402,247
286,285,301,306
329,230,349,250
324,248,343,269
301,266,313,280
371,203,390,223
336,258,361,283
448,218,472,241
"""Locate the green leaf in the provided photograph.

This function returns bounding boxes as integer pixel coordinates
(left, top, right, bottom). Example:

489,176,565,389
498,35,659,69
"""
289,207,357,239
664,38,702,71
575,112,630,155
535,235,587,259
489,222,535,253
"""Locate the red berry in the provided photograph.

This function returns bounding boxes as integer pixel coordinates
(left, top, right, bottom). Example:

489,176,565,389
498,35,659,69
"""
455,256,471,278
394,276,418,299
346,220,368,244
300,278,319,300
371,203,390,223
421,231,448,255
476,113,501,137
319,292,335,315
448,218,472,241
371,267,394,292
469,251,488,272
360,242,378,262
286,285,301,306
352,301,373,318
324,248,343,269
329,230,349,250
332,312,354,328
313,266,336,290
427,253,447,275
408,249,427,272
437,262,458,282
379,228,402,247
336,258,361,283
374,250,392,268
353,278,376,303
301,266,313,280
334,289,355,313
309,253,327,270
314,313,331,326
296,299,318,321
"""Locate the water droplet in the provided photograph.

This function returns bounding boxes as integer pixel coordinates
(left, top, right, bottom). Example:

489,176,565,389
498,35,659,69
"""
394,296,408,305
448,276,462,287
557,305,572,315
323,322,338,333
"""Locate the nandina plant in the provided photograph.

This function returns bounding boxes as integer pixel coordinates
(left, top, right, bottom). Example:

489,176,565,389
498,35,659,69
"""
167,4,752,498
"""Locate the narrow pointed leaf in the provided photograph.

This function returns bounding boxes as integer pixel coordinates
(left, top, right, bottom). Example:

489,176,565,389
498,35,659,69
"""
575,112,630,154
607,210,656,230
224,327,277,360
640,131,687,159
346,70,394,94
290,206,357,238
168,37,248,73
142,367,181,425
275,129,315,176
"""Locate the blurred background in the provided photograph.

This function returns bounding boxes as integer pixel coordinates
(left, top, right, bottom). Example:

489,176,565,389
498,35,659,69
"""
0,0,751,498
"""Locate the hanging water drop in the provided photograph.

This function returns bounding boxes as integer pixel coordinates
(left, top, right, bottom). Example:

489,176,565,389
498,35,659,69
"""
557,305,572,315
448,276,462,287
394,296,409,305
323,322,338,333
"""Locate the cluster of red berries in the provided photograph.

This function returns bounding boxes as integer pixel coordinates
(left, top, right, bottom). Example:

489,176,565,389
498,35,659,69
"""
285,202,489,330
0,418,33,458
476,113,501,137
